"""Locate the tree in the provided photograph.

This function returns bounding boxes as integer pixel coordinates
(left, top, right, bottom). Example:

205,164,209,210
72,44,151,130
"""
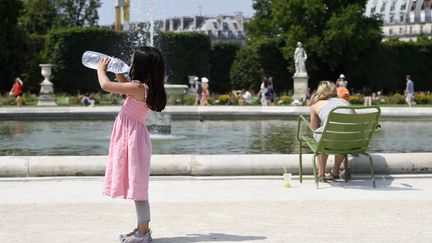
247,0,382,89
56,0,101,27
0,0,27,91
230,48,264,91
246,0,275,41
20,0,57,35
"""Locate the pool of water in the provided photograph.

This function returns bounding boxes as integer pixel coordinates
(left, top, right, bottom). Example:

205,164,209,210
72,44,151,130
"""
0,120,430,155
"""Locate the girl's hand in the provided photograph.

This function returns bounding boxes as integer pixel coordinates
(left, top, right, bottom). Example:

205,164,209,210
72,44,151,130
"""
98,57,111,72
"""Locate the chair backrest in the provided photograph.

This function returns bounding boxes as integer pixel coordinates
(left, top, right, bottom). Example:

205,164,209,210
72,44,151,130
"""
317,106,381,154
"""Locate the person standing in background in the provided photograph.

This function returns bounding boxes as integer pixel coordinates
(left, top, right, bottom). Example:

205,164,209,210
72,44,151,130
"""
268,76,275,106
258,78,270,106
405,75,415,107
336,74,348,88
363,87,372,106
9,77,24,107
193,77,202,106
200,77,209,106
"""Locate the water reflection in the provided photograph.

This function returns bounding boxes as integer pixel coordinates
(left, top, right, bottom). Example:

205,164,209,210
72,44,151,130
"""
0,120,430,156
248,121,297,153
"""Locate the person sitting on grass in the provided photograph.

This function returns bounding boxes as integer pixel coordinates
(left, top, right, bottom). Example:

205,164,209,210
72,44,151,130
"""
80,92,95,107
310,81,353,182
233,89,253,105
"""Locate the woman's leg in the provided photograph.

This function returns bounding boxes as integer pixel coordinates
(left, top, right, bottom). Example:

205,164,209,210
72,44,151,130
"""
135,201,150,235
16,95,23,107
332,155,345,175
317,154,328,177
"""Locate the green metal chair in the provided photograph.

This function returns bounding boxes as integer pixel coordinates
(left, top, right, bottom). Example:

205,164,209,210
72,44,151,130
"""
297,106,381,189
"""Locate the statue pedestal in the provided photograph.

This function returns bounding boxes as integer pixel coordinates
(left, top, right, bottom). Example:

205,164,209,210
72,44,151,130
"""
37,64,57,107
292,73,308,104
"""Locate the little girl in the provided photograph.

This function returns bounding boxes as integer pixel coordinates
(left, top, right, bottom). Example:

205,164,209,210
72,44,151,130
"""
97,46,166,243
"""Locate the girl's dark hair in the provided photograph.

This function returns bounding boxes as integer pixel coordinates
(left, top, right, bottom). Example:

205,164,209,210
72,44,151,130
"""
129,46,167,112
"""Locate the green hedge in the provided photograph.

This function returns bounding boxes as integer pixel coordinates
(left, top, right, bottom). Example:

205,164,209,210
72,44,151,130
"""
156,32,210,85
209,42,241,93
365,39,432,93
44,27,129,93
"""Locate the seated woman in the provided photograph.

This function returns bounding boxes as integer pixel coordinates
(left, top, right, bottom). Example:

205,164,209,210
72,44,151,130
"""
310,81,352,182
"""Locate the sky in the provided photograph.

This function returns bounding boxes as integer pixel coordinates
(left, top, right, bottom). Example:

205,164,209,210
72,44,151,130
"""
98,0,255,25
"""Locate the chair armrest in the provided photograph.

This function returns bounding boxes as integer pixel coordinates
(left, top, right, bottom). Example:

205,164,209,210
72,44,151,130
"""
297,115,320,141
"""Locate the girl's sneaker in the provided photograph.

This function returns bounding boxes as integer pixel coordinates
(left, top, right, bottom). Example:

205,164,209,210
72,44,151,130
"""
119,228,137,241
120,230,152,243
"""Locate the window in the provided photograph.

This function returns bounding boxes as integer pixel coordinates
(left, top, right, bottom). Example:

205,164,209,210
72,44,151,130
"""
389,29,393,35
390,14,395,23
399,27,403,34
390,0,396,11
228,31,233,38
213,22,218,29
420,25,424,33
400,2,406,10
381,1,387,12
410,26,413,34
223,22,229,32
411,0,417,11
400,14,405,22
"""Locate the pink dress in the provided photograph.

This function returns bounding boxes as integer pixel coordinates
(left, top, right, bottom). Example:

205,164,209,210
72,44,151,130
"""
103,86,151,201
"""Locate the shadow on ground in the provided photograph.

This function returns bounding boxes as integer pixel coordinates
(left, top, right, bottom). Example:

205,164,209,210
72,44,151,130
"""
154,233,266,242
325,177,421,191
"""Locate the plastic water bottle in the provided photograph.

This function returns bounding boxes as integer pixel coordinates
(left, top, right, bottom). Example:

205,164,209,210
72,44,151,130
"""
81,51,130,74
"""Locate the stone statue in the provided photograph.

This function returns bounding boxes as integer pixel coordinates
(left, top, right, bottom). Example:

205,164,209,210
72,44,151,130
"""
294,42,307,75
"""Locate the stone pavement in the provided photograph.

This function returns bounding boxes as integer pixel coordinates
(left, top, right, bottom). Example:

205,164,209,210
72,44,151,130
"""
1,175,431,242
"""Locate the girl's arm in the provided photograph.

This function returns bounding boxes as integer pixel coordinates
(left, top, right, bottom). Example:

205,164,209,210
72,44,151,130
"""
97,58,142,97
115,73,129,83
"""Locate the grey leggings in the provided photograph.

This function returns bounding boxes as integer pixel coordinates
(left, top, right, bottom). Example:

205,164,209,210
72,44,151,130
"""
135,201,150,224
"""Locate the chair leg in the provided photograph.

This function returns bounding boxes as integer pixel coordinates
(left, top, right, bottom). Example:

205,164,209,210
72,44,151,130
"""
365,153,376,188
299,141,303,183
312,154,319,189
344,154,349,182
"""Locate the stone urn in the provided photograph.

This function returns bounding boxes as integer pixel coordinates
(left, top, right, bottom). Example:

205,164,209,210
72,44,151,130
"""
37,64,57,106
164,84,188,105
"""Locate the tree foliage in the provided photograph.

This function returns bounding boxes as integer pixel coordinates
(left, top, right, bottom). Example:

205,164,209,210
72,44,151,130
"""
20,0,58,35
56,0,101,27
0,0,27,91
230,48,264,90
247,0,382,89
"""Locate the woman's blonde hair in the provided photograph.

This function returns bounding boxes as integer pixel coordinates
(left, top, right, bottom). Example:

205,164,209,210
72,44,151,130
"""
311,80,338,104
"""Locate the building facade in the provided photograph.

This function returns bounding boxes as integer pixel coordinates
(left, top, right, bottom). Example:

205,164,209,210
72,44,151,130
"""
365,0,432,40
127,12,247,42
